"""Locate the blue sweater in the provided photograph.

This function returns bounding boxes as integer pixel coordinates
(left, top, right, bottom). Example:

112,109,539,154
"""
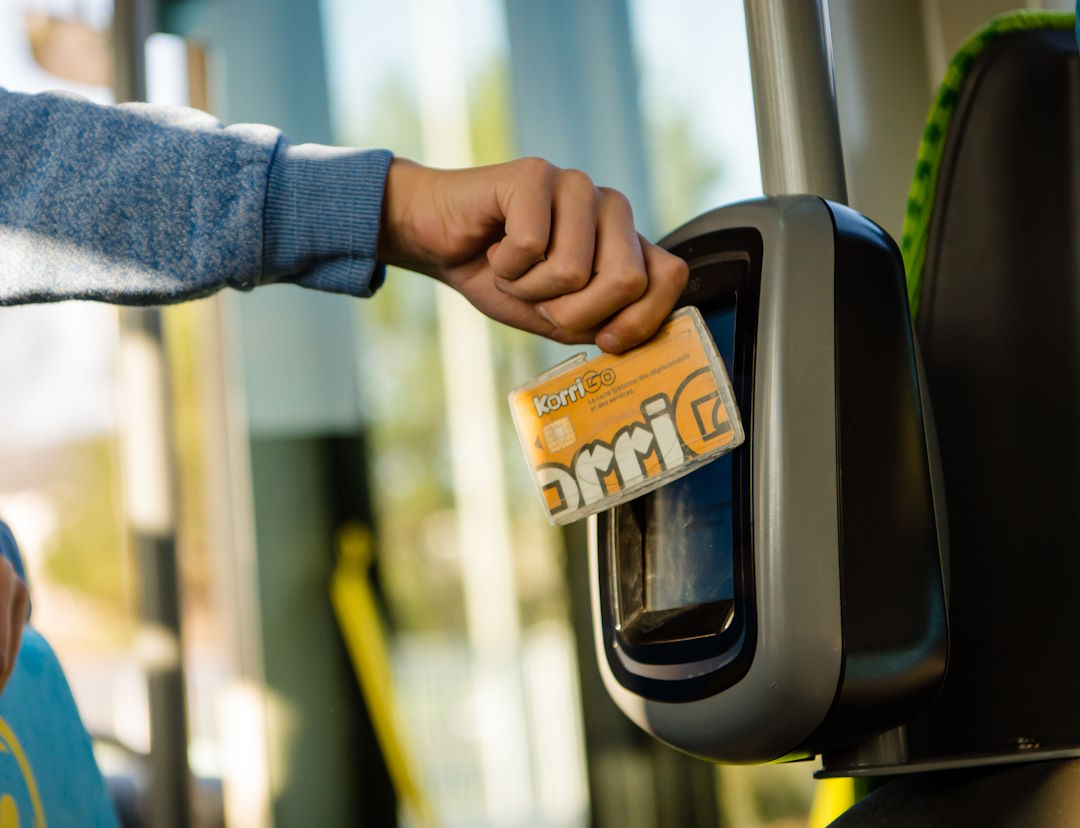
0,88,392,305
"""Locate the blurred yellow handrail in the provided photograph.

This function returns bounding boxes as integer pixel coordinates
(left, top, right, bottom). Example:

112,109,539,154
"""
330,523,436,828
808,776,857,828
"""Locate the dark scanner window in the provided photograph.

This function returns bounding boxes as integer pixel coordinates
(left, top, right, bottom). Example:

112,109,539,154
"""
613,248,753,653
600,226,759,698
643,303,736,612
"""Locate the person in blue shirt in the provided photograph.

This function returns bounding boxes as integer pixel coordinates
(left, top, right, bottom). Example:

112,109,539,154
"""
0,86,690,690
0,528,27,696
0,87,686,352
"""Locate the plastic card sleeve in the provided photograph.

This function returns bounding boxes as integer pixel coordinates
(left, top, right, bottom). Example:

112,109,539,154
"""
508,307,744,525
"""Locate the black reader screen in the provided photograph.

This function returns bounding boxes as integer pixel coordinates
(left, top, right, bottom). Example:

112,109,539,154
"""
644,304,736,612
603,229,758,688
612,246,754,648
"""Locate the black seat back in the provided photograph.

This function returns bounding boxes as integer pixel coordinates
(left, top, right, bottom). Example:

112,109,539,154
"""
907,23,1080,763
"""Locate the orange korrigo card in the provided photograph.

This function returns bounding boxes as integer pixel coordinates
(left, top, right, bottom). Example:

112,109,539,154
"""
509,307,744,525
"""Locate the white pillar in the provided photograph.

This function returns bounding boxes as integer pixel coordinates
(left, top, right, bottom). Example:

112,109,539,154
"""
410,0,532,822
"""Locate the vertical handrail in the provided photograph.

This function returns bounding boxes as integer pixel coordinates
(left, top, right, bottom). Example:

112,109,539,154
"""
743,0,848,203
112,1,193,825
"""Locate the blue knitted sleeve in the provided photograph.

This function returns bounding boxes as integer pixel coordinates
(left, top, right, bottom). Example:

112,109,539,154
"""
264,139,392,297
0,87,391,305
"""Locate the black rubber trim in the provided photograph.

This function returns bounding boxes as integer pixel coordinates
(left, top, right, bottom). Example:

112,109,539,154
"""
798,201,947,755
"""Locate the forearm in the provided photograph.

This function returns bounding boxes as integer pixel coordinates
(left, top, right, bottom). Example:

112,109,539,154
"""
0,88,391,305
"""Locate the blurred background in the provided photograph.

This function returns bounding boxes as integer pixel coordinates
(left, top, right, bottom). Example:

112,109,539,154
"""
0,0,1067,826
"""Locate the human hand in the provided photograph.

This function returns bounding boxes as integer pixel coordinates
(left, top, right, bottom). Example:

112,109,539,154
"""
377,157,689,353
0,557,28,696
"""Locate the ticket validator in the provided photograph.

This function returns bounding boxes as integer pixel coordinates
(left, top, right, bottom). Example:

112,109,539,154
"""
591,195,948,765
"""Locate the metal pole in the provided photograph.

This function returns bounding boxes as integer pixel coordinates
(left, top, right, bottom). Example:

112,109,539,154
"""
743,0,848,202
118,310,192,828
113,2,192,825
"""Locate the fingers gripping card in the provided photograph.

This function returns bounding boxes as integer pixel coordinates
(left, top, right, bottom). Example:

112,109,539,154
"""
509,307,744,525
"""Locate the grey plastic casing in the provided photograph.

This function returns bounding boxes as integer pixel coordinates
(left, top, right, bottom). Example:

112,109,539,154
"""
590,196,844,763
